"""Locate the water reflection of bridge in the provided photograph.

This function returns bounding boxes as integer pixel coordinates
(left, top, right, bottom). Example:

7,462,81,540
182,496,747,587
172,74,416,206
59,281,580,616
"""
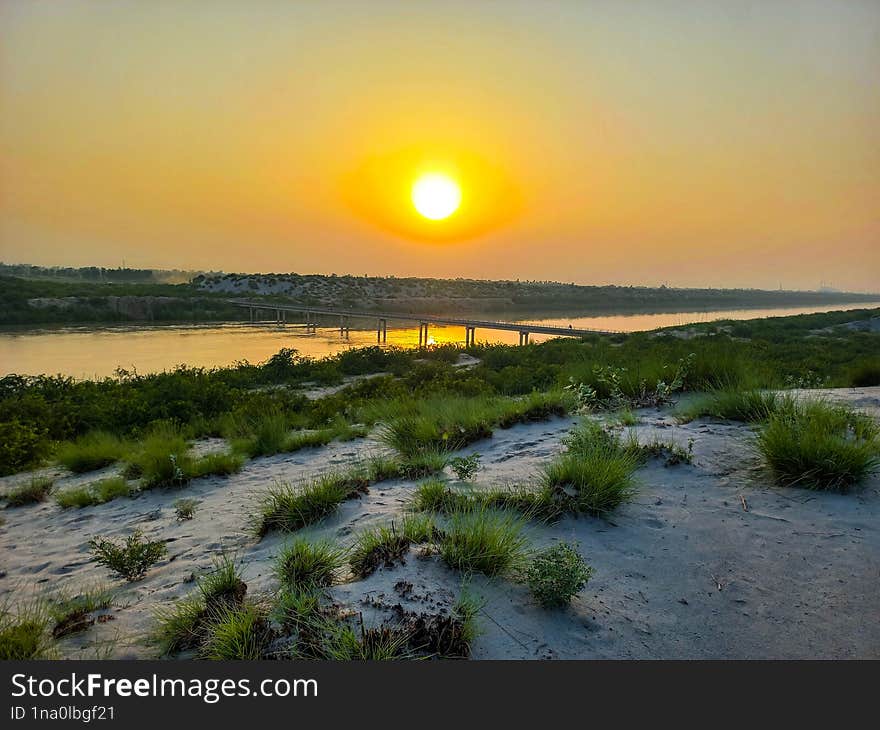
228,300,613,346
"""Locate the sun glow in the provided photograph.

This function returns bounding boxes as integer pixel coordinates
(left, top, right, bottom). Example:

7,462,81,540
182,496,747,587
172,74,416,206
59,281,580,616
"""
411,174,461,220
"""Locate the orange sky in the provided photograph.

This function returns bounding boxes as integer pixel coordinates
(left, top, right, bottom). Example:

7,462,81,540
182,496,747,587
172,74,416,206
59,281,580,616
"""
1,1,878,291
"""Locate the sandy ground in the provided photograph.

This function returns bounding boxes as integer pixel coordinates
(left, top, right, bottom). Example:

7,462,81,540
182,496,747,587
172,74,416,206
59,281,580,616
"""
1,387,878,659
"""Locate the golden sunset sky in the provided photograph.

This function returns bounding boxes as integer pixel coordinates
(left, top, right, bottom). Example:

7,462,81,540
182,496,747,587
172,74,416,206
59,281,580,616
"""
1,1,878,291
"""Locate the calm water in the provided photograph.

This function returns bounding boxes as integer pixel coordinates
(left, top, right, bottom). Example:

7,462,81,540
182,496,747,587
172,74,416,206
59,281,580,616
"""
0,302,874,379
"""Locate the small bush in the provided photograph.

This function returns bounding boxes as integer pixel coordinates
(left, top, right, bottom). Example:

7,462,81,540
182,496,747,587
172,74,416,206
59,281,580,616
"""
88,531,167,581
275,539,345,590
440,507,527,576
0,418,47,476
56,432,127,474
450,453,481,481
4,476,54,507
526,543,594,608
849,361,880,388
174,498,198,521
55,477,130,509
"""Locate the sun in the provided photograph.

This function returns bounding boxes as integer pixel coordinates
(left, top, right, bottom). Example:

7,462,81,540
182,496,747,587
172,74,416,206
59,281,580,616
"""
411,173,461,220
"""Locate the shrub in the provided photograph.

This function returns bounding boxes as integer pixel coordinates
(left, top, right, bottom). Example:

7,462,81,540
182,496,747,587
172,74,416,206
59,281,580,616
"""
450,453,481,481
55,432,127,473
55,477,130,508
275,539,345,589
174,498,198,521
88,532,167,581
526,543,594,608
0,418,47,476
440,507,527,576
849,360,880,387
4,476,54,507
756,400,879,491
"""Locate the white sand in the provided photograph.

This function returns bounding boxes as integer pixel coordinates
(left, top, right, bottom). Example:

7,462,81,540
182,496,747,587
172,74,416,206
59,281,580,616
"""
1,387,878,659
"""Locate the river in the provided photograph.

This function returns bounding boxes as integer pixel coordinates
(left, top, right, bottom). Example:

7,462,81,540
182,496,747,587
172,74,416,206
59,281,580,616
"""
0,302,874,378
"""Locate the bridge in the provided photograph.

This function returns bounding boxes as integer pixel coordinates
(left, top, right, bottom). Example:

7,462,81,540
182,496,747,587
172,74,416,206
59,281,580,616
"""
227,299,613,345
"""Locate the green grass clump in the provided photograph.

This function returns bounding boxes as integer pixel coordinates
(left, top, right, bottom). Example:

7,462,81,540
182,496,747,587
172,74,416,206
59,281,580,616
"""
349,515,438,578
312,621,412,661
200,603,271,660
4,476,54,507
0,602,52,659
55,432,128,474
398,449,449,478
233,412,290,458
679,389,790,423
187,451,244,478
410,478,469,513
541,420,638,516
55,477,130,509
526,543,594,608
848,360,880,387
124,426,191,488
88,531,167,581
253,474,365,536
440,507,527,577
478,484,562,521
154,556,247,655
275,539,345,590
756,400,879,491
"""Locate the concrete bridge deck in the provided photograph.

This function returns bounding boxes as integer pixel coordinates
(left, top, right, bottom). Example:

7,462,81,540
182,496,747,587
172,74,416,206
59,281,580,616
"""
227,299,613,345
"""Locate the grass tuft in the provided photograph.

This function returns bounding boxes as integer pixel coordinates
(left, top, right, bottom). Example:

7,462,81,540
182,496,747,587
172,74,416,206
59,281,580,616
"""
253,474,366,537
756,400,879,491
0,601,52,659
55,432,127,474
541,420,638,516
200,602,271,660
4,476,54,507
440,506,527,576
275,539,345,590
349,514,438,578
55,477,130,509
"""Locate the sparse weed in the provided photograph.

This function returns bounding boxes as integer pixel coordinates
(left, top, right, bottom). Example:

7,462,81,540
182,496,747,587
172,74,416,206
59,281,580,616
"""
174,498,198,521
4,476,54,507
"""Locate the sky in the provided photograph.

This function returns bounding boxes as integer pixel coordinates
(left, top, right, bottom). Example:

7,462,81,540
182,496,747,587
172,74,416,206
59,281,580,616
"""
1,1,878,291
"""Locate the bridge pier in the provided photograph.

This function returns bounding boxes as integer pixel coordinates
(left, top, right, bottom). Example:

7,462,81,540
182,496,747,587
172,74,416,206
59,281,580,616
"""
418,322,429,347
518,331,530,346
377,318,387,343
464,326,476,347
339,314,350,337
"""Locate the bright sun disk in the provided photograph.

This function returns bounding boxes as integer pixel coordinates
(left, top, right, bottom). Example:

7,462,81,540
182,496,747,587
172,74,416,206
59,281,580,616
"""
411,174,461,220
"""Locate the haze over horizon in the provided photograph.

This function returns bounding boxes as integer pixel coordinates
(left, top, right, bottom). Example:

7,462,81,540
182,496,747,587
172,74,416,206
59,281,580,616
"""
2,1,878,292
